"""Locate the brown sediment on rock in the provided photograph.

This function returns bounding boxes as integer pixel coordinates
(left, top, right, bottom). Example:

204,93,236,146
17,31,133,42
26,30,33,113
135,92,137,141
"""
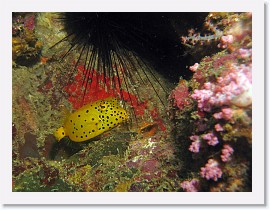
17,96,38,131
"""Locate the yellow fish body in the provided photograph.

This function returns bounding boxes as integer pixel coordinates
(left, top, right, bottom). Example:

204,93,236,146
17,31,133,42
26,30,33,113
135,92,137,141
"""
54,97,128,142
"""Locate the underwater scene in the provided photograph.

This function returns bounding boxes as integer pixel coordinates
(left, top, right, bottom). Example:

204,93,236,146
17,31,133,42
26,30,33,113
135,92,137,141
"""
12,12,252,192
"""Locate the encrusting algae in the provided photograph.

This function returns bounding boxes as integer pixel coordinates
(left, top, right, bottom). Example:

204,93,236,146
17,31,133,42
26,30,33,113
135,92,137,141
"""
54,97,128,142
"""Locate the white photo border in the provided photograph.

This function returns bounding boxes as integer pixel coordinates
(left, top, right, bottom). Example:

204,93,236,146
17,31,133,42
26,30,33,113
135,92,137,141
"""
0,0,265,205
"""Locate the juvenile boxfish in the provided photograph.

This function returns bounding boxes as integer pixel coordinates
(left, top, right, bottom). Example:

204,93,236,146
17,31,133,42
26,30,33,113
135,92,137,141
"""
54,97,128,142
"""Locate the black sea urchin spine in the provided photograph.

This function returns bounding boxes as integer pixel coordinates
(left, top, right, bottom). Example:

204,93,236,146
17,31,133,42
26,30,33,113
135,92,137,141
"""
50,12,191,116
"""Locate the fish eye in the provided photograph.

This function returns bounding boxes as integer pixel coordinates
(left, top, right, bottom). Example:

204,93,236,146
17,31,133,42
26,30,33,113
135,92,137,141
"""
54,126,65,142
99,103,108,111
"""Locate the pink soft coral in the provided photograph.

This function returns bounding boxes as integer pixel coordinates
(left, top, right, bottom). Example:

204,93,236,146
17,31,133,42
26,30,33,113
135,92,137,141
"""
181,179,200,192
189,135,201,153
213,107,233,121
221,144,234,162
191,63,252,112
202,132,219,146
200,159,222,181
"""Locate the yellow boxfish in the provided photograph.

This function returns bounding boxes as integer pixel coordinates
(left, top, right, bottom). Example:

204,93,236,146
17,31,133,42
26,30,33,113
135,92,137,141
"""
54,97,128,142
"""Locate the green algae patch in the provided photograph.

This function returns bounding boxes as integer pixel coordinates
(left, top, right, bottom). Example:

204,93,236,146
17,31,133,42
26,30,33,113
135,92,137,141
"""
13,167,74,192
66,132,136,167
